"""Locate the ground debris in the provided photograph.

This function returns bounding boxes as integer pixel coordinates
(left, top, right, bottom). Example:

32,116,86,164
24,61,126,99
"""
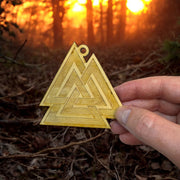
0,46,179,179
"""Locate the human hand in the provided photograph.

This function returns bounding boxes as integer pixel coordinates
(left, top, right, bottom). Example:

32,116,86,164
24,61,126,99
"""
110,76,180,168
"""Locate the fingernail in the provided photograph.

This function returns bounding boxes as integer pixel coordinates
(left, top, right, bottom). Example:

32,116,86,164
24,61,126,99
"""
115,108,131,125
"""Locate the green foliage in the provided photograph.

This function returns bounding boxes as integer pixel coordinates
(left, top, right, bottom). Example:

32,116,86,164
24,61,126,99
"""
160,40,180,64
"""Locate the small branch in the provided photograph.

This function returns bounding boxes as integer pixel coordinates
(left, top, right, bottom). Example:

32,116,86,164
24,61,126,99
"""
0,136,19,142
0,55,43,67
0,153,47,159
0,119,41,125
81,138,116,178
109,51,161,77
14,39,27,60
0,131,106,160
110,60,156,77
0,86,35,100
36,131,106,155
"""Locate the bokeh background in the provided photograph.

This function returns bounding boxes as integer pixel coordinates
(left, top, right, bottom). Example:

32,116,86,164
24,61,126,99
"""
0,0,180,179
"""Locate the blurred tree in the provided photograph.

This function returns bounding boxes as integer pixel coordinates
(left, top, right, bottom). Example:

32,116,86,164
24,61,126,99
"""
99,0,105,44
146,0,180,37
86,0,94,45
22,1,40,43
51,0,66,48
115,0,127,42
0,0,22,39
106,0,113,44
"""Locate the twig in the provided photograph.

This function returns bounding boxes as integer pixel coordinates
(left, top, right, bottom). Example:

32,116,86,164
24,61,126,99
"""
0,136,19,142
36,131,106,155
0,86,35,100
0,80,49,100
14,39,27,60
0,119,41,125
58,127,70,143
109,141,121,180
87,130,116,178
110,60,155,77
18,102,40,108
109,51,160,77
65,158,75,179
81,145,116,178
0,131,106,160
0,153,46,160
0,55,43,67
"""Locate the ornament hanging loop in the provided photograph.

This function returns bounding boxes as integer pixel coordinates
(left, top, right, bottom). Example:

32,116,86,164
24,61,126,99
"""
78,45,89,57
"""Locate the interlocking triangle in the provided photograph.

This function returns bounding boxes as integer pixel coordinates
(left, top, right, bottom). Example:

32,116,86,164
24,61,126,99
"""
40,43,122,128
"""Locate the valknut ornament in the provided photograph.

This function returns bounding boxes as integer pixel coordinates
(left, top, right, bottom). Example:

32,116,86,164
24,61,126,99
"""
40,43,122,128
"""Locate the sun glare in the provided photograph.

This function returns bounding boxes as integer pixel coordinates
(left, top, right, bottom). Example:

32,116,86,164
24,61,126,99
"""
72,0,101,12
78,0,86,3
72,2,84,12
93,0,99,6
127,0,145,14
72,0,151,14
69,0,152,27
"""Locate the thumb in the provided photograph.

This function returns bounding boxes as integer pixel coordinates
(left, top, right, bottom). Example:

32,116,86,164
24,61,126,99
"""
115,106,180,168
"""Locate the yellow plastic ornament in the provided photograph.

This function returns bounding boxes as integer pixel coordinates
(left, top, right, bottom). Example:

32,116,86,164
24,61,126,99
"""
40,43,122,128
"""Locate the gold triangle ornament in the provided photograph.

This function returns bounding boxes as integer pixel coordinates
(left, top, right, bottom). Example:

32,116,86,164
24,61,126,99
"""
40,43,122,128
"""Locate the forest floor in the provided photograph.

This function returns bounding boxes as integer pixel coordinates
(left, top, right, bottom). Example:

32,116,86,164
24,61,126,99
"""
0,40,180,179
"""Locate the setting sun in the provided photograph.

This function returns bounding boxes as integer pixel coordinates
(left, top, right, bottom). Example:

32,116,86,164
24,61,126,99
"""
72,0,151,14
127,0,145,14
72,2,84,12
72,0,104,12
6,0,154,46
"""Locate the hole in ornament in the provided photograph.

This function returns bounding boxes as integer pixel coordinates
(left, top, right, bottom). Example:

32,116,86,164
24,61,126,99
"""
80,47,86,54
78,45,89,58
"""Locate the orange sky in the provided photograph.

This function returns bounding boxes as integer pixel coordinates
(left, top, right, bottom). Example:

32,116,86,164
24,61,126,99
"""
70,0,152,13
67,0,152,28
4,0,153,46
7,0,152,29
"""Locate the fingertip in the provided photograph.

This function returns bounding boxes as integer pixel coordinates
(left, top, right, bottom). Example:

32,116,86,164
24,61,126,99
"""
114,86,121,99
110,120,127,134
115,106,131,125
110,120,116,128
114,86,118,92
110,120,119,134
119,133,143,145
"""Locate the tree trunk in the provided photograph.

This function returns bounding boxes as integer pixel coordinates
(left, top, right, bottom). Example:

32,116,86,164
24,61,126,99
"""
106,0,113,44
99,0,104,44
86,0,94,45
115,0,127,42
51,0,65,48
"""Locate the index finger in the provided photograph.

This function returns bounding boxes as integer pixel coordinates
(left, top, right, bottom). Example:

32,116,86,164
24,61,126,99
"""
115,76,180,103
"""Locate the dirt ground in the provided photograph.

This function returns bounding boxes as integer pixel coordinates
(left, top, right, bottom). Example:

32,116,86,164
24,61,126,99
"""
0,42,180,179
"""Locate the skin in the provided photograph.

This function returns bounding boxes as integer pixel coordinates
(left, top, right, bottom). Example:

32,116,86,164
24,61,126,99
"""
110,76,180,168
